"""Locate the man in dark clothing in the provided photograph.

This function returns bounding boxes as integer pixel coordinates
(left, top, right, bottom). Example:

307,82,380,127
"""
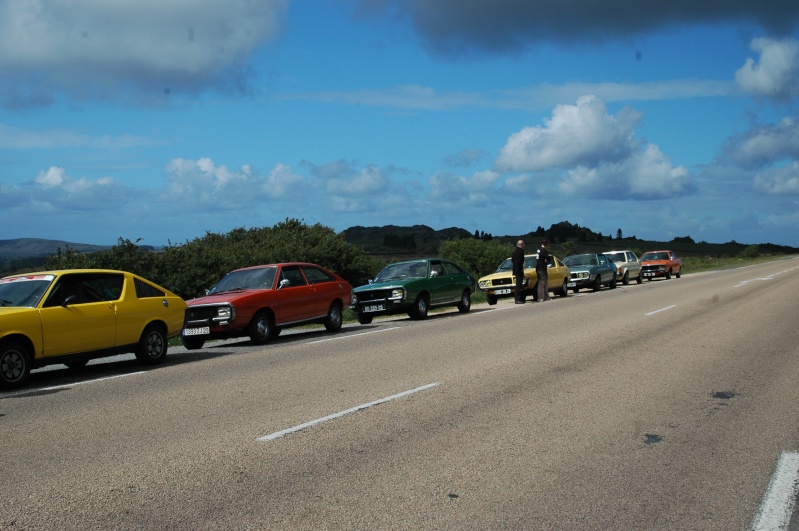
512,240,526,304
536,238,551,302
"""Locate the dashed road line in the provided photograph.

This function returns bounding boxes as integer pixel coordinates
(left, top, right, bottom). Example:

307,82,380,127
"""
309,326,400,344
258,382,440,441
750,451,799,531
645,305,676,316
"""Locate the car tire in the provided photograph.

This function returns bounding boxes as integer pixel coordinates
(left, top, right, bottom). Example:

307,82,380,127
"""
486,293,497,305
572,287,580,293
457,290,471,313
248,311,274,345
676,268,681,278
324,303,343,332
181,336,205,350
666,269,672,280
409,293,429,320
636,272,643,284
356,313,373,325
0,339,31,390
622,271,629,285
592,276,602,291
558,279,568,297
609,275,617,289
135,324,168,365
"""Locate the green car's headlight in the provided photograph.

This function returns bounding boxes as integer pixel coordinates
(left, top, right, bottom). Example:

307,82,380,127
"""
389,288,404,300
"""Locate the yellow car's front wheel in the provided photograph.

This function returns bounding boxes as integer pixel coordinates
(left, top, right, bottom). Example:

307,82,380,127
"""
0,339,31,390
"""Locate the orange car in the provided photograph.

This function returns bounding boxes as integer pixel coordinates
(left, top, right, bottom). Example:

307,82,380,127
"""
640,250,682,280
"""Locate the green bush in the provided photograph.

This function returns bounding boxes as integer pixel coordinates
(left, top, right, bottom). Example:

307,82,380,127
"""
439,238,514,278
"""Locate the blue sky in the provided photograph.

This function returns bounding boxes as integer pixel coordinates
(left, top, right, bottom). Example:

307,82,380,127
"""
1,0,799,247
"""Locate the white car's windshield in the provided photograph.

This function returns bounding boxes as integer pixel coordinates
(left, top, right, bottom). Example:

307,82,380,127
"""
0,275,55,307
606,252,625,263
375,261,428,281
209,267,277,294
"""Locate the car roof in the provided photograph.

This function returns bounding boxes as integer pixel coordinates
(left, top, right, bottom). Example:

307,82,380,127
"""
3,268,131,279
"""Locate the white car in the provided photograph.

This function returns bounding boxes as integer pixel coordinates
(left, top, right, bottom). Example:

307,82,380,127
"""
603,250,643,285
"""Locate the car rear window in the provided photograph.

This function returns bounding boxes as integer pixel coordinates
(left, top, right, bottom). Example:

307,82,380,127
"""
303,266,334,284
135,278,166,298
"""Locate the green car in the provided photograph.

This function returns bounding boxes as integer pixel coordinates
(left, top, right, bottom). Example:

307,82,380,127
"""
351,258,476,324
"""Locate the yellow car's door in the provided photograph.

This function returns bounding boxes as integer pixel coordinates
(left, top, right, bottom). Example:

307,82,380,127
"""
38,273,117,358
39,302,116,357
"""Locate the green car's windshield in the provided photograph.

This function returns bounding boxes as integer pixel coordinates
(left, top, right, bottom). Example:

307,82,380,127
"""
564,254,598,267
0,274,55,307
209,267,277,294
375,261,428,281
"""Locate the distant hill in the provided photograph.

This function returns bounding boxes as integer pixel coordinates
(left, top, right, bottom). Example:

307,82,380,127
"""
0,238,112,272
341,224,472,257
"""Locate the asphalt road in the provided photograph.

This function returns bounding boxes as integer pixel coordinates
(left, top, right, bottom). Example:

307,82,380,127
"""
2,258,799,530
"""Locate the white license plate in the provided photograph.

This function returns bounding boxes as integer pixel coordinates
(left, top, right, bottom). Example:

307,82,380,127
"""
363,304,385,313
644,272,655,277
495,288,511,295
567,282,576,287
183,327,209,336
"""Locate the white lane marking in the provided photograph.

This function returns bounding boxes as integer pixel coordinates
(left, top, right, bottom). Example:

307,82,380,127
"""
1,372,146,398
735,266,799,288
645,305,676,316
258,382,441,441
750,451,799,531
309,326,400,344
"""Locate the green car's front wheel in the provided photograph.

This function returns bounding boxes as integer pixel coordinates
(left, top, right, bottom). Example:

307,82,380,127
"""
409,293,429,320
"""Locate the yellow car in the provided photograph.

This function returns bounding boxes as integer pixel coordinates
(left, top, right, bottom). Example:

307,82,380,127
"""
0,269,187,390
478,254,571,304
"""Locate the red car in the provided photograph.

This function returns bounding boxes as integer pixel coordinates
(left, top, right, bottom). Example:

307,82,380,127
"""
181,262,352,349
640,250,682,280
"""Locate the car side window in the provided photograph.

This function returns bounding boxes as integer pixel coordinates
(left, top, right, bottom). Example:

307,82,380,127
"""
42,273,121,307
430,261,445,277
598,255,607,265
303,266,334,284
441,261,463,276
280,265,308,287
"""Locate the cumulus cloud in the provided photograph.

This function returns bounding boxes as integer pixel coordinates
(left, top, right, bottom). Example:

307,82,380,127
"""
164,157,307,207
720,117,799,169
735,38,799,102
0,0,289,107
357,1,799,56
495,95,641,172
754,162,799,194
430,169,501,204
559,144,694,199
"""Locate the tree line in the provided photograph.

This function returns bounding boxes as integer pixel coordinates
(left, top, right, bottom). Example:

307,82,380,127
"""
44,218,515,300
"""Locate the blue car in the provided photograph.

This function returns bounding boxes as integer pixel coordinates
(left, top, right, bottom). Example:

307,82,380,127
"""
563,253,617,293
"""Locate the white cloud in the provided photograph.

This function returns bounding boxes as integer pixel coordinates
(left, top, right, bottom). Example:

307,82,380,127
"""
559,144,694,200
164,157,307,207
495,95,641,172
0,0,289,107
721,117,799,169
325,165,390,196
735,37,799,102
430,169,501,205
754,162,799,194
